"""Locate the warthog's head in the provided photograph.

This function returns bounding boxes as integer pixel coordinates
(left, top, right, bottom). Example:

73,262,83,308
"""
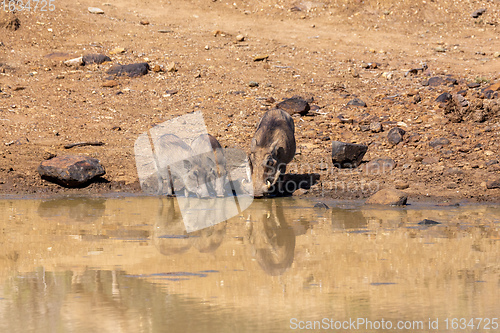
180,158,211,199
249,140,284,198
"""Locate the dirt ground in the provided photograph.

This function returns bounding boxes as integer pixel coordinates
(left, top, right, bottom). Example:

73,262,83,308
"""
1,0,500,203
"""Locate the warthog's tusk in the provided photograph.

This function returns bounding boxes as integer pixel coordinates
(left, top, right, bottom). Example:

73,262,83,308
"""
266,180,271,188
270,169,281,186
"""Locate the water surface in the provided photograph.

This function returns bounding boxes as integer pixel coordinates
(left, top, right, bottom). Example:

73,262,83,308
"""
0,197,498,332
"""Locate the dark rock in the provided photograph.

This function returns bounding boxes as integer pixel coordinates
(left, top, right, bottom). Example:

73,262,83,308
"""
472,8,486,18
38,155,106,187
423,77,446,86
467,82,481,88
0,11,20,31
347,98,367,107
331,141,368,168
107,62,150,77
485,160,499,166
429,137,450,148
276,96,310,116
364,158,396,174
486,179,500,189
82,54,112,65
249,81,259,87
314,202,329,209
418,219,441,226
365,188,407,206
387,127,406,145
435,92,452,103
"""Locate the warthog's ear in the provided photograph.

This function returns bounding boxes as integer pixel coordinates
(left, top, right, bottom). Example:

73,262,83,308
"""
250,138,257,150
276,147,285,160
183,159,192,170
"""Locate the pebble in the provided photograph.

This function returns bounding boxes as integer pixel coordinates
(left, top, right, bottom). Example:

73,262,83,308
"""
486,179,500,189
365,188,407,206
253,55,269,62
471,8,486,18
110,47,125,55
63,57,83,67
102,80,118,88
140,20,150,25
107,63,150,77
88,7,105,14
429,137,450,148
236,34,245,42
248,81,259,87
82,54,111,65
387,127,405,145
276,96,310,116
346,98,367,107
314,202,329,209
435,92,452,103
166,62,177,72
331,141,368,168
364,158,396,174
370,122,382,133
418,219,441,226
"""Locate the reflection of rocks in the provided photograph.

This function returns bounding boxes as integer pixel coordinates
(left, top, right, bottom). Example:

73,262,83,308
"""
247,200,296,276
330,208,368,230
190,222,227,253
38,198,106,223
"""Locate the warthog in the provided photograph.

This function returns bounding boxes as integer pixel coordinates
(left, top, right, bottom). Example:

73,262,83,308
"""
191,133,227,197
249,109,296,197
153,133,210,198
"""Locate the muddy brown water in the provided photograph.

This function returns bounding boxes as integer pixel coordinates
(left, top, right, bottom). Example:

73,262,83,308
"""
0,197,498,332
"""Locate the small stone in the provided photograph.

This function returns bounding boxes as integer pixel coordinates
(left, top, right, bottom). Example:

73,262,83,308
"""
107,63,150,77
109,47,125,55
38,155,106,187
435,92,452,103
429,137,450,148
13,86,26,91
314,202,329,209
253,55,269,62
394,181,409,190
446,182,458,189
331,141,368,168
486,179,500,189
82,54,111,65
494,52,500,58
485,82,500,91
387,127,406,145
467,82,481,88
249,81,259,87
164,89,178,96
140,20,150,25
472,8,486,18
435,46,446,53
88,7,105,14
102,80,118,88
423,76,446,86
166,62,177,72
42,151,57,160
63,57,84,67
370,122,382,133
418,219,441,226
346,98,367,107
365,188,407,206
152,64,162,72
236,34,245,41
276,96,310,116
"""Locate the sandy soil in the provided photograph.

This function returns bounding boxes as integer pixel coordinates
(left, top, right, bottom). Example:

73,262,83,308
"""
1,0,500,203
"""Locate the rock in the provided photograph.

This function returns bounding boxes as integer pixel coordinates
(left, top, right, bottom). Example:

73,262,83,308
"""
418,219,441,226
467,82,481,88
236,34,245,41
166,62,177,72
486,179,500,189
387,127,406,145
472,8,486,18
107,63,150,77
364,158,396,174
0,11,20,30
140,20,150,25
347,98,367,107
82,54,111,65
435,47,446,53
423,76,445,86
429,137,450,148
446,182,458,189
370,122,382,133
88,7,105,14
38,155,106,187
394,181,409,190
253,55,269,62
435,92,452,103
484,82,500,91
110,47,125,55
152,64,162,72
249,81,259,87
102,80,118,88
276,96,310,116
164,89,178,96
314,202,329,209
365,188,407,206
331,141,368,168
64,57,84,67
